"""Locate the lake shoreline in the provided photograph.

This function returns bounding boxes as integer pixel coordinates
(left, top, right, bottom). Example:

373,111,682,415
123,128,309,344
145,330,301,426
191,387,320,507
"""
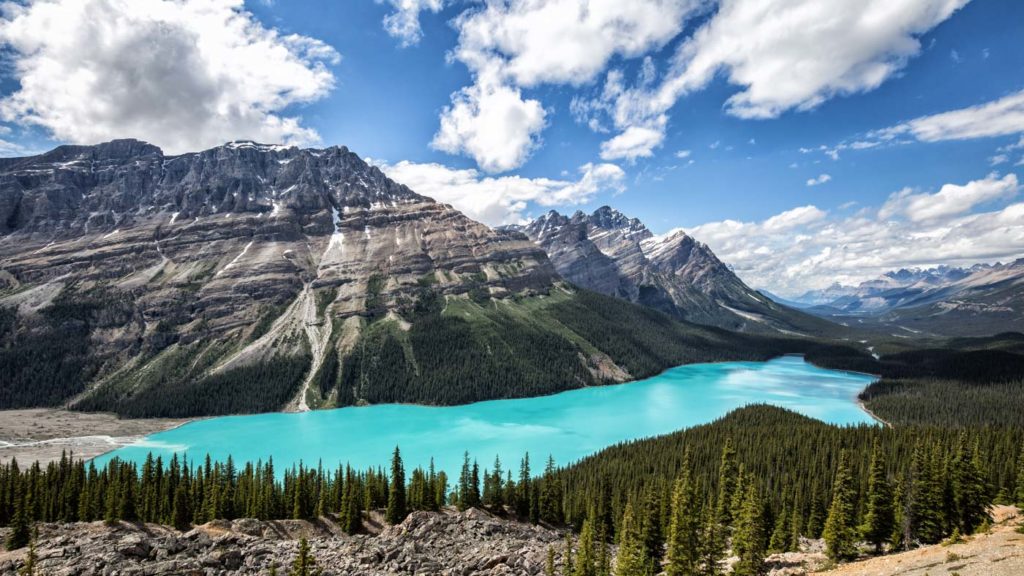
0,409,190,465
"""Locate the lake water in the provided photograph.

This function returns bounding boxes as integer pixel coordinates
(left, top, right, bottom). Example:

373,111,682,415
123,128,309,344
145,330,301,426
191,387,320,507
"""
96,356,877,477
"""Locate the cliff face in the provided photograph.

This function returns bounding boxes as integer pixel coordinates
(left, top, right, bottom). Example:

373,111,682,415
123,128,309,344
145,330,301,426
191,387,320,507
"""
0,140,556,414
515,207,836,335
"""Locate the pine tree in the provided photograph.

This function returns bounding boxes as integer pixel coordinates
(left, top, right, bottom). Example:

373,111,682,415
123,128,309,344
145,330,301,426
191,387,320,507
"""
541,456,562,524
715,438,738,528
518,454,532,518
768,502,791,553
615,501,650,576
639,486,664,565
545,546,556,576
289,537,318,576
563,532,575,576
172,483,191,531
952,438,989,534
823,450,857,561
910,443,945,544
698,502,725,576
18,527,37,576
574,517,597,576
732,484,766,576
385,447,407,525
861,441,894,553
6,480,30,550
666,455,700,576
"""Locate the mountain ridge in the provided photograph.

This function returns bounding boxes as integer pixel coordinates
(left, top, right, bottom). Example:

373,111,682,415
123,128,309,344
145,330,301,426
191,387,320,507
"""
510,206,839,336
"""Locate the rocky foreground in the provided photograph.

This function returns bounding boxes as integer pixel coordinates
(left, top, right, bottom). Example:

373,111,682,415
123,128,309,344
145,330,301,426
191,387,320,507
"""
0,509,560,576
1,507,1022,575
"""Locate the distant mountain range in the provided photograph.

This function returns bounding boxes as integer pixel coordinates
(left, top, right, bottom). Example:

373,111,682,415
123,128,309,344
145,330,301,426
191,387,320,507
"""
764,262,1024,336
505,207,836,336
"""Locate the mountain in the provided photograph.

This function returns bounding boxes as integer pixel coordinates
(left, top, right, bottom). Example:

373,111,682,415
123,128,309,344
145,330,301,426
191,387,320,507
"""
788,262,1024,336
510,207,837,336
0,140,791,417
792,265,979,313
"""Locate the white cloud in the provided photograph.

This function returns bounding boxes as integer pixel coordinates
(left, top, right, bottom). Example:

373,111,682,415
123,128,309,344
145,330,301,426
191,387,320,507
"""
877,89,1024,142
675,149,692,159
437,0,699,172
380,0,444,47
688,172,1024,294
432,82,547,174
0,0,339,154
879,173,1018,222
763,205,827,230
373,160,625,226
599,123,666,161
806,173,832,187
599,0,966,156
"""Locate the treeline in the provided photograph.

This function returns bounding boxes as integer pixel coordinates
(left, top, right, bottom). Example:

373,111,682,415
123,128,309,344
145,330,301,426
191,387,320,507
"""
862,378,1024,428
5,407,1024,573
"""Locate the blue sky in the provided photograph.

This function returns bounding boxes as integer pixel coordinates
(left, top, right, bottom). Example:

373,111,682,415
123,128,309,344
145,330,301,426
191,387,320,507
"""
0,0,1021,293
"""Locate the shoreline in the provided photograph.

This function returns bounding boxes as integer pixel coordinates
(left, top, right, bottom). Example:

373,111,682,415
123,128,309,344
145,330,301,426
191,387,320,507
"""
0,409,190,465
857,398,893,428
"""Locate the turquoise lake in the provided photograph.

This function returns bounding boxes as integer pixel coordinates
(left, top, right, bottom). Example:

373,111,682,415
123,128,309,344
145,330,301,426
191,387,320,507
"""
96,356,877,478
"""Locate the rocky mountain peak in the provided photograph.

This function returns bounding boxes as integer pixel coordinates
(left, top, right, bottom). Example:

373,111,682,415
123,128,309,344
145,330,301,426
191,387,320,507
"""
0,139,426,236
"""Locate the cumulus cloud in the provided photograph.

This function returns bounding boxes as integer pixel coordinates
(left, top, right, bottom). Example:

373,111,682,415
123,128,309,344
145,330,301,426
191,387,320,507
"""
432,82,547,174
687,173,1024,294
876,88,1024,142
373,160,626,226
437,0,698,172
597,0,966,158
599,123,666,161
0,0,339,154
806,174,832,187
879,173,1018,222
380,0,444,47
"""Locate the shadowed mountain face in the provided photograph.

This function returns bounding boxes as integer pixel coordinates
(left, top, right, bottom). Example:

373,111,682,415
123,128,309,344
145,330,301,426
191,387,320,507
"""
510,207,837,336
0,141,787,417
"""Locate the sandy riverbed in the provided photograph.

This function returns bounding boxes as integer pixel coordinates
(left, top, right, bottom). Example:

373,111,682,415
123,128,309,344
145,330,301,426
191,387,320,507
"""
0,409,188,465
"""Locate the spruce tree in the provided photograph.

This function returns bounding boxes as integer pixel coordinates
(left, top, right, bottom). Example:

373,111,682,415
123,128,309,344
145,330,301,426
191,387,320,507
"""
545,546,556,576
698,502,725,576
861,441,894,553
715,438,738,528
172,483,191,531
19,527,37,576
953,439,989,534
563,532,575,576
574,517,597,576
289,537,318,576
385,447,407,525
768,502,791,553
732,484,766,576
541,455,562,525
666,456,700,576
823,450,857,561
639,487,664,565
6,480,30,550
615,501,650,576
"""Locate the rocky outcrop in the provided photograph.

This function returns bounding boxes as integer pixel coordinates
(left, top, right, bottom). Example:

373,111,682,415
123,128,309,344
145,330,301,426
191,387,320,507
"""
513,207,834,336
0,509,563,575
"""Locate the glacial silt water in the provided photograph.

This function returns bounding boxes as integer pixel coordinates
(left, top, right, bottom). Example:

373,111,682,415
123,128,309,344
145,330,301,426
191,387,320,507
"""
97,356,876,477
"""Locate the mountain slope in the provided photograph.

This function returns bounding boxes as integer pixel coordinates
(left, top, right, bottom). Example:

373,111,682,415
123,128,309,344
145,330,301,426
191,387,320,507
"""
0,140,796,417
512,207,838,336
780,261,1024,337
